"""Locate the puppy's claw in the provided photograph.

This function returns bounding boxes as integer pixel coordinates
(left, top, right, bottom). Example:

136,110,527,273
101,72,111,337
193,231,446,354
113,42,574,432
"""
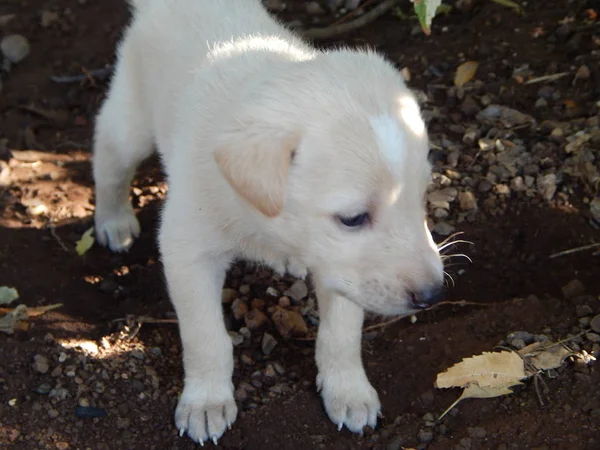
199,439,204,447
338,422,343,431
212,436,219,445
179,428,185,437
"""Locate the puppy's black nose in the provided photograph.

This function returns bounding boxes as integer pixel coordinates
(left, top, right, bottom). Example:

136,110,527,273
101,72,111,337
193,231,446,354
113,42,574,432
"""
410,285,444,309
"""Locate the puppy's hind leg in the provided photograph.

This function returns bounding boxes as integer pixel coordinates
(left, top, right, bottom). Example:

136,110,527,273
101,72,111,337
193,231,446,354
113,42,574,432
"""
92,54,153,252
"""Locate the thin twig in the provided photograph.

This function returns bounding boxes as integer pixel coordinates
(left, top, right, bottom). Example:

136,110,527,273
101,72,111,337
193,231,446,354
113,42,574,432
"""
543,329,588,351
574,21,600,33
533,374,544,406
112,315,178,324
294,300,491,341
303,0,397,40
48,224,72,254
549,243,600,259
524,72,570,85
329,0,378,27
50,66,113,84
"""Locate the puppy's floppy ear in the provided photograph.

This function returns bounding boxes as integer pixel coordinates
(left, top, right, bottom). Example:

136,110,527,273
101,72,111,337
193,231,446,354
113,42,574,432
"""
214,120,299,218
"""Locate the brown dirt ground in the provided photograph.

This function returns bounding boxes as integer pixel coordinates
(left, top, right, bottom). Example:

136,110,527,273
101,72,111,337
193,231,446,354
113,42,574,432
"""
1,1,600,449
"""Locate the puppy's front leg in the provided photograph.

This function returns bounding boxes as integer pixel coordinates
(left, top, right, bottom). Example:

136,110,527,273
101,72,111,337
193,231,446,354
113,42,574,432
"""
315,285,381,434
160,213,237,445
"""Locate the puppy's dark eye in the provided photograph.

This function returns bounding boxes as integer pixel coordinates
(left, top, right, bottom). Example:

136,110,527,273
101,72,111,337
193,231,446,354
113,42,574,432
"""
338,213,370,228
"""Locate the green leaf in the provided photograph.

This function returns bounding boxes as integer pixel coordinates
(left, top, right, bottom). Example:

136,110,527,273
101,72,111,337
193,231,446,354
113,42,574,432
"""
75,227,95,256
412,0,442,35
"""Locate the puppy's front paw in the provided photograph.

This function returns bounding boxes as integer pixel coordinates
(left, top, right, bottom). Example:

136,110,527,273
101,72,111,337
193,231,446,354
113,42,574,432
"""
286,258,308,280
317,370,381,434
94,204,140,252
175,378,238,445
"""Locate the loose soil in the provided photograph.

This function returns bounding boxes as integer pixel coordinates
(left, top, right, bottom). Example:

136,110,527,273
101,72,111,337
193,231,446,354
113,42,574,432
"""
1,1,599,449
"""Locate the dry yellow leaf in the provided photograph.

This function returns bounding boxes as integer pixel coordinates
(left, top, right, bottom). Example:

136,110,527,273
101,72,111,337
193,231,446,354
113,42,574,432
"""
517,341,543,357
454,61,479,87
527,345,573,371
438,382,520,420
435,351,526,389
27,303,63,317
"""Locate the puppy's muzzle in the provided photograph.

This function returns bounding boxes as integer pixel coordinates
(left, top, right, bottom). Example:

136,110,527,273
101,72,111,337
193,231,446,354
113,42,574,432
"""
409,285,444,309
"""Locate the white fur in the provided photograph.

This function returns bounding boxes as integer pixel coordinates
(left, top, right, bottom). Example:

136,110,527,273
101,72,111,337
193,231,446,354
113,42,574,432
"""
92,0,444,443
370,114,406,172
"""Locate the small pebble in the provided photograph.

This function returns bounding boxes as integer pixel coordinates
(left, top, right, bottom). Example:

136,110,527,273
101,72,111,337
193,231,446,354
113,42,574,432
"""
285,279,308,302
562,279,585,299
386,436,405,450
433,222,455,236
510,338,526,349
417,428,434,443
117,417,131,429
234,388,248,402
1,34,30,63
239,327,251,340
75,406,107,418
229,331,244,346
458,190,477,211
261,332,278,355
590,315,600,333
245,308,268,330
34,383,52,395
278,296,291,308
239,284,251,295
221,288,238,304
265,287,279,297
48,409,60,419
264,365,277,378
468,426,487,438
33,354,50,374
130,349,145,360
576,304,593,318
232,298,249,321
585,333,600,343
241,354,254,365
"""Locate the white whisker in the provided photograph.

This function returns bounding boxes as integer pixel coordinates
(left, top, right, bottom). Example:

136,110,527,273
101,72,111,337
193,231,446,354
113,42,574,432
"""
438,239,474,253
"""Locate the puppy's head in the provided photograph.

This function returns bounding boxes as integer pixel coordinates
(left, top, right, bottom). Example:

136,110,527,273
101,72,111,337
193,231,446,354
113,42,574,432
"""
214,51,444,316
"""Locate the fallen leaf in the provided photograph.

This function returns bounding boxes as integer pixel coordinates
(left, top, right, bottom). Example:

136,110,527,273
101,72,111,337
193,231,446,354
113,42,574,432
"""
75,227,95,255
525,344,574,372
0,286,19,305
0,304,28,335
436,4,453,16
27,303,63,317
412,0,442,35
435,351,526,389
585,9,597,21
454,61,479,87
517,341,543,357
438,382,520,420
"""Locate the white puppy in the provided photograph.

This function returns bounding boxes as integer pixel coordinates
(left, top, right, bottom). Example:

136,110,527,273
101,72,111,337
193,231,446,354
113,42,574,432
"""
92,0,444,444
